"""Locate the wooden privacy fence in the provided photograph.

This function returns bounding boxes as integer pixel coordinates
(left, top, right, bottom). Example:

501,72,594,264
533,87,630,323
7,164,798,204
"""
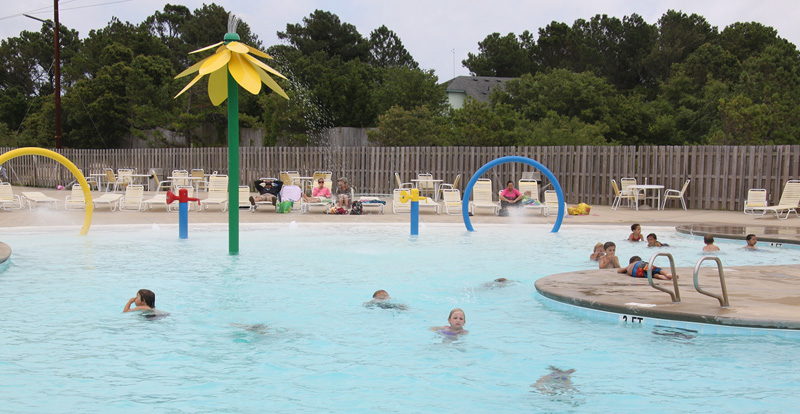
1,145,799,211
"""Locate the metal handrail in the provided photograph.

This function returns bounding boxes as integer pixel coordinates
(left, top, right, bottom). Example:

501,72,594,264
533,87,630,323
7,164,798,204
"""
693,256,730,307
647,252,681,303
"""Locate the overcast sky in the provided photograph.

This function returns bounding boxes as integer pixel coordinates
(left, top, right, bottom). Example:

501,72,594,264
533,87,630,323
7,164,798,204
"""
2,0,799,81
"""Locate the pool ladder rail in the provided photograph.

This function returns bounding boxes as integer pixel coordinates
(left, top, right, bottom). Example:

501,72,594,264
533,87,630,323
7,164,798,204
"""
646,253,731,308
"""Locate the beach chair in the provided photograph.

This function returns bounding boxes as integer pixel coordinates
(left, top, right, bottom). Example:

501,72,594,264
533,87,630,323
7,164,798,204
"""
279,171,299,187
21,192,60,210
119,184,145,211
0,182,23,210
743,189,768,215
168,185,197,212
543,190,561,216
239,186,255,210
201,186,228,211
103,168,122,192
469,178,499,215
171,170,190,189
142,193,168,211
439,174,461,199
661,179,691,210
64,184,87,210
391,188,440,214
92,193,123,211
358,197,385,214
441,189,463,215
518,179,545,215
611,179,636,210
748,180,800,219
620,177,643,201
394,173,413,190
416,173,435,198
149,169,172,192
191,169,208,192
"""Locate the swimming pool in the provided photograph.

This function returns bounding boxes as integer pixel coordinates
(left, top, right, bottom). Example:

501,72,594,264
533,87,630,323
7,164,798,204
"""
2,223,799,412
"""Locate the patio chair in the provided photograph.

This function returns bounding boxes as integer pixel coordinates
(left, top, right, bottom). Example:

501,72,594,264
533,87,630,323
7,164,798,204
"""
103,168,124,192
394,173,413,190
149,169,172,192
92,193,123,211
743,189,768,215
142,193,168,211
119,184,145,211
439,174,461,199
661,179,691,210
0,182,23,210
21,192,60,210
543,190,561,216
519,179,545,215
171,170,190,189
747,180,800,219
441,189,463,215
416,173,435,198
620,177,644,200
191,169,208,192
611,179,636,210
469,178,499,215
64,184,87,210
202,185,228,212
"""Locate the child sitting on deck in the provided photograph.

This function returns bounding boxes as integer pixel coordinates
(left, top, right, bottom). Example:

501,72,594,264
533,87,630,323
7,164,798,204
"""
618,256,673,280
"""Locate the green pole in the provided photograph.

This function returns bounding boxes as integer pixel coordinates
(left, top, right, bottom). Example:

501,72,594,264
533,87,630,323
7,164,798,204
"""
225,33,241,255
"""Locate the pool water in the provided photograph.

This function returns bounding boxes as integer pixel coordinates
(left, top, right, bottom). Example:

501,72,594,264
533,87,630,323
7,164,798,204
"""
1,223,799,413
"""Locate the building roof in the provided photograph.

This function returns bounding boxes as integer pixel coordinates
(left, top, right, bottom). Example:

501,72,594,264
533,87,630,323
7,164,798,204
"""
443,76,516,102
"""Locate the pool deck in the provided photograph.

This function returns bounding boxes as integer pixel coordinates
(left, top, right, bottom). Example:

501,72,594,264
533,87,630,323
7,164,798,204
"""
3,186,800,331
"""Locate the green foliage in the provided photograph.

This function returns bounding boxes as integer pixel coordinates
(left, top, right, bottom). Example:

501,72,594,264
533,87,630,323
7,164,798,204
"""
278,10,369,62
369,25,418,69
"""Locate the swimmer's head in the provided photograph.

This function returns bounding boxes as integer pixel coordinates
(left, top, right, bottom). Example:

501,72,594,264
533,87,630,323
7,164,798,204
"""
494,278,508,283
137,289,155,308
629,256,642,264
372,290,390,300
704,234,715,245
631,223,641,232
603,241,616,254
593,242,604,252
448,308,466,329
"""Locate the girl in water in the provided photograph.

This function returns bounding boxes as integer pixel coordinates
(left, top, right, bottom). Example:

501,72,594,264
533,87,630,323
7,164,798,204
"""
431,308,468,336
123,289,155,313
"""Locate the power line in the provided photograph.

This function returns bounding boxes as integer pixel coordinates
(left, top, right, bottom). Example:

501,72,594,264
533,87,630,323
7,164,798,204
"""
0,0,131,22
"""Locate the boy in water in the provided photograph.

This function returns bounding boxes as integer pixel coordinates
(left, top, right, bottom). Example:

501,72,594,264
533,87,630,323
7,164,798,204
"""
703,234,720,252
618,256,673,280
744,234,758,250
365,290,407,310
646,233,669,247
598,241,620,269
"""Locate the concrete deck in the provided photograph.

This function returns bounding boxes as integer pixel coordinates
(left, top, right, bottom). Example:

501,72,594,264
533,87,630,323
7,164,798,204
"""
536,266,800,330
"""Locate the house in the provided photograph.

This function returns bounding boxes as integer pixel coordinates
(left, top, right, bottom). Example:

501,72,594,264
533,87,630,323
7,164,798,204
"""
443,76,515,109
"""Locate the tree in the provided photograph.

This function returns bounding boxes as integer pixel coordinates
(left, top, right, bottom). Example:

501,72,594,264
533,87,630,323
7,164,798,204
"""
645,10,717,82
368,25,417,69
463,32,533,77
277,10,369,62
371,67,445,115
368,105,450,146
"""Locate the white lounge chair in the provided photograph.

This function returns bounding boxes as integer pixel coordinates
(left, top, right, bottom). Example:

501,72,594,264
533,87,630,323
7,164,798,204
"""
439,174,461,200
142,193,168,211
518,179,545,215
202,186,228,212
92,193,123,211
392,188,439,214
119,184,145,211
747,180,800,219
543,190,561,216
469,178,499,215
394,173,413,190
441,189,463,215
64,184,87,210
661,179,691,210
0,182,23,210
22,192,59,210
358,196,385,214
743,189,768,215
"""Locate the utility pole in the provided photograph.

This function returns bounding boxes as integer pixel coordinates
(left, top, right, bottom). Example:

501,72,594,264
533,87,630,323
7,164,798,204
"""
23,0,62,149
53,0,62,149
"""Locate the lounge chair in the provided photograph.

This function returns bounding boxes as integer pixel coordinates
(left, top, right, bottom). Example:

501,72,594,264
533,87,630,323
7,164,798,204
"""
119,184,145,211
743,189,767,215
142,193,168,211
439,174,461,199
149,169,172,192
661,179,691,210
202,177,228,211
469,178,499,215
170,170,190,189
543,190,561,217
441,189,463,215
191,169,208,192
747,180,800,219
394,173,413,190
0,182,23,210
92,193,123,211
518,179,545,215
22,192,60,210
415,173,435,199
358,196,385,214
64,184,87,210
392,188,440,214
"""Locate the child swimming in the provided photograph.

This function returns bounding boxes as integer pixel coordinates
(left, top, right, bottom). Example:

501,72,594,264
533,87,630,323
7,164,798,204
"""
703,234,720,252
590,242,605,261
123,289,155,312
598,242,620,269
365,290,408,310
628,223,643,242
430,308,468,336
646,233,669,247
